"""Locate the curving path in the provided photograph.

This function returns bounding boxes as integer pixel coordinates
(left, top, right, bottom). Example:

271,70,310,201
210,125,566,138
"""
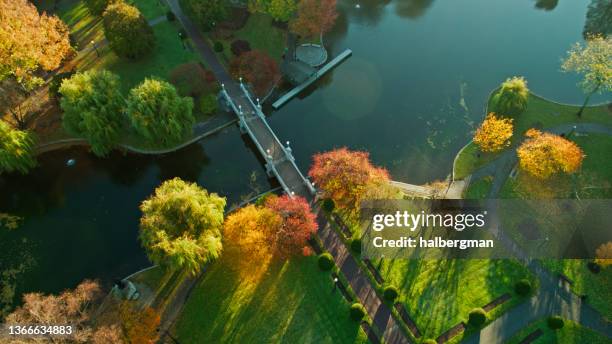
463,122,612,343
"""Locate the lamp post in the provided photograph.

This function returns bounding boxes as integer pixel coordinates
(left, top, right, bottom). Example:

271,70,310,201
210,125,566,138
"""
332,277,338,292
91,40,99,57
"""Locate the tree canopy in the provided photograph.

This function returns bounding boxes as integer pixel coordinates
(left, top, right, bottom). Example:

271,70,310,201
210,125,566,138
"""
224,204,281,259
583,0,612,38
139,178,226,275
517,129,584,179
0,120,36,174
229,50,280,97
126,78,195,147
59,70,125,157
186,0,227,30
473,112,514,152
0,0,72,90
308,147,391,212
289,0,338,38
562,35,612,100
249,0,297,22
595,241,612,268
492,76,529,116
265,195,318,258
103,1,155,59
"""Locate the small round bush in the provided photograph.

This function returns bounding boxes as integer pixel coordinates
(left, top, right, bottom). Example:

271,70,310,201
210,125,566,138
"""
350,303,366,321
318,253,334,271
350,238,362,254
422,340,437,344
547,316,564,330
322,198,335,213
231,39,251,56
514,279,532,296
468,308,487,327
213,41,224,52
166,11,176,21
383,285,399,302
49,71,76,99
587,261,601,274
199,94,218,116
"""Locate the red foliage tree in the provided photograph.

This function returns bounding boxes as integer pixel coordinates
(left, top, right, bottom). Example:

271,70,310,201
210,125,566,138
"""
289,0,338,38
308,147,390,211
229,49,280,97
266,195,318,258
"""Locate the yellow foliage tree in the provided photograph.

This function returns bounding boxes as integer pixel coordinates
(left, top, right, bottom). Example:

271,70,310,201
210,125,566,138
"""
473,113,514,152
595,241,612,268
223,204,281,259
517,129,584,179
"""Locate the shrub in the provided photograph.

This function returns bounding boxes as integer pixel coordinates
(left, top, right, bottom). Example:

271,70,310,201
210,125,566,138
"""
213,41,224,52
547,316,564,330
169,62,217,98
383,285,399,302
350,303,366,321
199,94,218,116
103,2,155,59
492,76,529,116
350,238,361,254
321,198,335,213
231,39,251,56
514,279,532,296
587,261,601,274
166,11,176,21
318,253,334,271
49,71,76,99
468,308,487,327
423,340,437,344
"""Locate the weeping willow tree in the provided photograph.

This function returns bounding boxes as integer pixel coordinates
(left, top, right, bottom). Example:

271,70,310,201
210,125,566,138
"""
126,79,194,147
492,76,530,116
0,120,36,174
139,178,225,275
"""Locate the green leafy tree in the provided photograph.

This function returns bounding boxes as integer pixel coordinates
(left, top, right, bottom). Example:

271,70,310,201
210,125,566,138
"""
103,1,155,59
249,0,297,22
0,120,36,174
583,0,612,38
139,178,226,275
492,76,529,116
59,70,124,156
126,79,194,147
199,93,218,116
562,35,612,117
186,0,227,30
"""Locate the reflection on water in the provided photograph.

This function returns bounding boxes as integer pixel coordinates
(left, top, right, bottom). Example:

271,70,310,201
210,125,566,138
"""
394,0,435,18
583,0,612,38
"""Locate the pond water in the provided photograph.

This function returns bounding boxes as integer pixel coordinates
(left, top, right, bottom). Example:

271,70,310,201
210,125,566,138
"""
1,0,610,311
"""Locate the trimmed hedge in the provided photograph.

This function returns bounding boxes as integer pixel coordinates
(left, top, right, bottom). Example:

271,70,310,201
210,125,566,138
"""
213,41,224,52
350,238,362,254
318,253,334,271
350,303,366,321
322,198,335,213
383,285,399,302
547,316,564,330
468,308,487,327
514,279,532,296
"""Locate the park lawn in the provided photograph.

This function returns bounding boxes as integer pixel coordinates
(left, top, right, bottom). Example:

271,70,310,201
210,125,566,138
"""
453,142,501,180
463,175,493,199
55,0,106,50
505,318,610,344
128,0,169,20
377,259,535,341
173,248,369,344
541,260,612,320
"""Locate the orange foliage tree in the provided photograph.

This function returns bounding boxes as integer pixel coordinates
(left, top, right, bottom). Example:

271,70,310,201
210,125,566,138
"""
473,112,514,152
229,50,280,97
308,148,391,211
595,241,612,268
266,195,318,258
517,129,584,179
0,0,72,89
289,0,338,38
224,204,281,259
118,302,160,344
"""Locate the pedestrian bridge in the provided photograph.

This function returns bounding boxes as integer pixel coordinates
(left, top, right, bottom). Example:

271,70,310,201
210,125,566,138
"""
220,80,316,198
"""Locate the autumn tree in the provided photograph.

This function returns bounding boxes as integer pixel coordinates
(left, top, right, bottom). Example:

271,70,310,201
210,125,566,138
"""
473,113,514,152
0,120,36,174
289,0,338,39
224,204,281,259
4,280,123,343
492,76,530,116
229,50,280,97
139,178,225,275
266,195,318,258
168,62,217,98
186,0,227,30
126,79,194,147
0,0,72,91
583,0,612,38
595,241,612,268
103,1,155,59
562,35,612,117
517,129,584,179
309,148,391,212
118,302,160,344
249,0,297,22
59,70,124,156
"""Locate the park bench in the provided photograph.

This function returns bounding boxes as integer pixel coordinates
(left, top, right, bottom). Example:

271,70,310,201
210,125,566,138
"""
363,259,385,285
360,321,381,344
518,328,544,344
482,293,511,312
436,322,466,343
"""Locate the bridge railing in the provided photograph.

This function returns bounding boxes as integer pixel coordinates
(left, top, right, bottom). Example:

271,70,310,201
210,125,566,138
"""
238,82,316,196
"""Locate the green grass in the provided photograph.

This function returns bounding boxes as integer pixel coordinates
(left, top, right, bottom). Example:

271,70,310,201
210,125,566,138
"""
453,142,501,180
173,249,368,344
541,260,612,320
464,176,493,199
505,318,610,344
128,0,169,20
377,259,535,341
55,0,106,50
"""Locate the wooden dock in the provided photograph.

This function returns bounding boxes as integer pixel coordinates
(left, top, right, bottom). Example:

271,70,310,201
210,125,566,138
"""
272,49,353,110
